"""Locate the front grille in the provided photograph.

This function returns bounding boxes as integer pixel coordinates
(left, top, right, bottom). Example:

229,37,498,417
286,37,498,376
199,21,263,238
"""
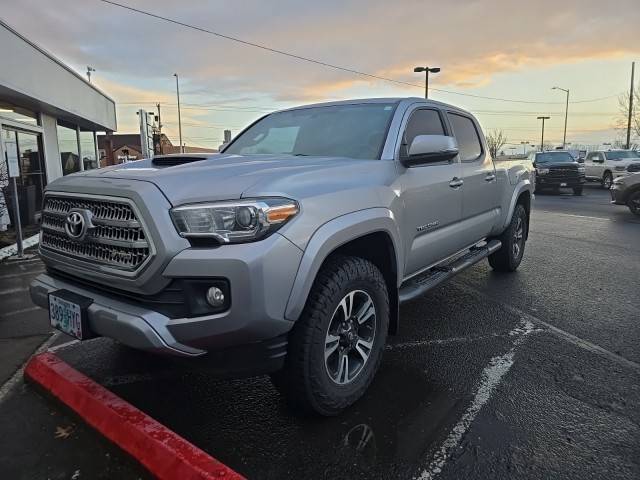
627,163,640,173
547,167,580,178
40,195,152,272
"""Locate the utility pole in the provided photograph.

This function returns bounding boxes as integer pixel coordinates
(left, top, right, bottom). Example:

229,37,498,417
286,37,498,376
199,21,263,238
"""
626,62,635,150
86,66,95,83
552,87,569,148
156,103,163,154
174,73,184,153
413,66,441,99
537,116,550,151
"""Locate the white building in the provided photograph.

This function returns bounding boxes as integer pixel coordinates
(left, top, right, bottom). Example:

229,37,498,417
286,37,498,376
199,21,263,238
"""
0,19,116,231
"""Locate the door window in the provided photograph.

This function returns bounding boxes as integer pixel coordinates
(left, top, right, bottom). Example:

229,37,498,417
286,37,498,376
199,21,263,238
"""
447,113,482,162
57,123,80,175
404,109,445,148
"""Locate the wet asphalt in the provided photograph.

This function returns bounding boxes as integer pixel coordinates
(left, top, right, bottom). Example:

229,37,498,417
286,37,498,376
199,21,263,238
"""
1,184,639,479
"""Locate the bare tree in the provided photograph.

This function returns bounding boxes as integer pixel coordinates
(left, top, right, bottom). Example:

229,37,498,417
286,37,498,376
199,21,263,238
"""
486,129,508,159
615,89,640,143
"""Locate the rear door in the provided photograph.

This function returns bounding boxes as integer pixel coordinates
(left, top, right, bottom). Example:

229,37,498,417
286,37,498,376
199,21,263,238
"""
447,112,500,243
398,107,464,276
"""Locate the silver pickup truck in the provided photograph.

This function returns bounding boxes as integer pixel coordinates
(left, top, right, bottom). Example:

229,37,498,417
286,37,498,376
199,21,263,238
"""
30,98,533,415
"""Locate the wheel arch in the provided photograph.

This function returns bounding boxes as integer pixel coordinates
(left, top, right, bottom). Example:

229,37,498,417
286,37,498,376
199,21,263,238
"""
284,208,402,334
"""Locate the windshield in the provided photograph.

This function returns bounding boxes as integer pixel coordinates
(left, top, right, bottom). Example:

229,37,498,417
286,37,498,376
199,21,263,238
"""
604,150,640,160
224,103,397,159
535,152,575,163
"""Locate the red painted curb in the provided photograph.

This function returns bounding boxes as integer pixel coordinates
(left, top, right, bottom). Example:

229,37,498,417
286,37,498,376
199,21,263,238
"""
25,352,245,480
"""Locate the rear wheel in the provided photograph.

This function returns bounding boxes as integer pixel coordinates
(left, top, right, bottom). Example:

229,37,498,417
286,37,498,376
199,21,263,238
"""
488,203,527,272
573,186,583,196
628,191,640,216
272,255,389,416
602,171,613,189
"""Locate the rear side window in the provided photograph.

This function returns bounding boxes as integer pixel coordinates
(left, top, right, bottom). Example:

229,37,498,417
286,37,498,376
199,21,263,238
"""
404,109,445,148
448,113,482,162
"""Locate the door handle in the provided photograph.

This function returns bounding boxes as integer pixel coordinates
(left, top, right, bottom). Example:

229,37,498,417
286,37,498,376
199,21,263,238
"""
485,173,496,182
449,177,464,188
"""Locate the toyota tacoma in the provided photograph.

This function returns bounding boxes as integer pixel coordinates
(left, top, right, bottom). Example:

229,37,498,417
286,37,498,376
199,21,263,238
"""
30,98,534,415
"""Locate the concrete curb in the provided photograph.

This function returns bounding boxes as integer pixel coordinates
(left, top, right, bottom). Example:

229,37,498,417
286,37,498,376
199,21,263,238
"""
25,352,245,480
0,233,40,261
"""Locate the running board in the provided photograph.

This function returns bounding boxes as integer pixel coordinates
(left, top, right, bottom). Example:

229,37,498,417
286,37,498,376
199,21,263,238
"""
399,240,502,303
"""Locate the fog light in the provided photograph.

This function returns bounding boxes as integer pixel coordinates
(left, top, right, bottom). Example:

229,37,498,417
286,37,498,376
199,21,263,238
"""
206,286,225,307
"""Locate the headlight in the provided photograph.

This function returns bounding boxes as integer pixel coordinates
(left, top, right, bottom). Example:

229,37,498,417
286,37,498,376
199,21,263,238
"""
615,165,627,171
612,177,625,185
171,198,299,243
536,167,550,175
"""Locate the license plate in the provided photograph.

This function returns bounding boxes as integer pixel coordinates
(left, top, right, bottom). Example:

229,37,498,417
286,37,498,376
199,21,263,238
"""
49,290,93,340
560,182,567,187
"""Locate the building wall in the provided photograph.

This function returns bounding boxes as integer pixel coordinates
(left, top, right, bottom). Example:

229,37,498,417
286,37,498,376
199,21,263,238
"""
0,22,116,132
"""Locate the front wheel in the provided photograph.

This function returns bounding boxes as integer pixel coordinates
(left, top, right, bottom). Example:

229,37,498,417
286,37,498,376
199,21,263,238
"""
628,191,640,216
488,203,527,272
602,172,613,189
272,255,389,416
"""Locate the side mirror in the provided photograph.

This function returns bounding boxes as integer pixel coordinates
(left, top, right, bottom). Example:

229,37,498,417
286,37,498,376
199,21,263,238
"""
577,157,585,164
403,135,459,167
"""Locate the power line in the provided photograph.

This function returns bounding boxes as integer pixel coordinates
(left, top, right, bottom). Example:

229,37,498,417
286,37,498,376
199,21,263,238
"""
98,0,621,106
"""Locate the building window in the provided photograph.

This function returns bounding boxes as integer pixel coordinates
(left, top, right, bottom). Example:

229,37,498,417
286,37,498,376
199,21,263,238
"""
79,130,98,170
57,122,80,175
0,101,39,126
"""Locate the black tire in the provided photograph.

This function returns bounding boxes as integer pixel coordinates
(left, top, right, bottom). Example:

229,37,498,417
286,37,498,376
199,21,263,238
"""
628,191,640,216
488,203,527,272
271,255,389,416
602,171,613,189
573,186,583,196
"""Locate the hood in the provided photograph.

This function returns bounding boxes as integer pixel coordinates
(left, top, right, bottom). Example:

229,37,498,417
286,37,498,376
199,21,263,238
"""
67,154,395,205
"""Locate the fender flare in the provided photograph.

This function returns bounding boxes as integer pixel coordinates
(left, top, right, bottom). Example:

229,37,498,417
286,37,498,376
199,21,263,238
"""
503,179,533,230
284,208,403,321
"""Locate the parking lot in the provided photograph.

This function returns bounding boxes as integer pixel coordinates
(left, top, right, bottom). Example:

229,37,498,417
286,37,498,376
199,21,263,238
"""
1,184,639,480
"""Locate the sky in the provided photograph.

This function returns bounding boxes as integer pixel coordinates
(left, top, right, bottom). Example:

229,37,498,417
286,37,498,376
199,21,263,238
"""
1,0,639,151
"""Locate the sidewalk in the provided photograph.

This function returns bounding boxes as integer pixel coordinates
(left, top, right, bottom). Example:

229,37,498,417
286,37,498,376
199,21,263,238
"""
0,250,50,385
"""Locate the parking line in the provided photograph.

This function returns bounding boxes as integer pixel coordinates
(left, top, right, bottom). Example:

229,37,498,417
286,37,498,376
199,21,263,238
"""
460,283,640,373
25,352,245,480
417,318,535,479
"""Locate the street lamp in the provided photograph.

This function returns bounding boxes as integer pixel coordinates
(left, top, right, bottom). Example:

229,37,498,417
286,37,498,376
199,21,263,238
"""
173,73,183,153
552,87,570,148
414,66,441,99
86,66,96,83
537,116,550,151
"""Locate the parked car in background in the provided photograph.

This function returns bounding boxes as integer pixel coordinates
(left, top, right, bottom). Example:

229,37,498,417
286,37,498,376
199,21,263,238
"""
583,150,640,189
528,150,586,195
611,172,640,216
29,97,534,415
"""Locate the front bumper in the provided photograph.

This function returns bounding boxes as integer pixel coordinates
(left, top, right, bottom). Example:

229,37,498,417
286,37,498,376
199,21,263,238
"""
30,233,303,357
610,184,626,204
536,176,585,187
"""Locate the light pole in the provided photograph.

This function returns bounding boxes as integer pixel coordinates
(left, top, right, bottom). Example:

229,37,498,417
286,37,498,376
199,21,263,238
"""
414,66,441,99
537,116,550,151
86,66,95,83
520,141,530,155
552,87,569,148
173,73,183,153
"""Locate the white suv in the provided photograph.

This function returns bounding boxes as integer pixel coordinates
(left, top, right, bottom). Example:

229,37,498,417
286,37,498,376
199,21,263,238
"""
583,150,640,189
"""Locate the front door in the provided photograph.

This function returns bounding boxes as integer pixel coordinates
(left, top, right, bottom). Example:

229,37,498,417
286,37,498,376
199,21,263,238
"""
1,128,47,227
399,108,464,276
584,151,604,180
447,112,500,243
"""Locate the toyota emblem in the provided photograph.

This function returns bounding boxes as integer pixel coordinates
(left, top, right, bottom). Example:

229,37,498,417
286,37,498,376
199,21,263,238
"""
65,211,87,240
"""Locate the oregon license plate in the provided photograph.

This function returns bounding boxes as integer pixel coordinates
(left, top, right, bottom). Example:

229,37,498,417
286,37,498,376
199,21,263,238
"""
48,290,92,340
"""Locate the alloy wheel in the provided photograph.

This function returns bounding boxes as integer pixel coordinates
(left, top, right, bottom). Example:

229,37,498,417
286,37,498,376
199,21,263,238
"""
324,290,377,385
512,216,524,259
